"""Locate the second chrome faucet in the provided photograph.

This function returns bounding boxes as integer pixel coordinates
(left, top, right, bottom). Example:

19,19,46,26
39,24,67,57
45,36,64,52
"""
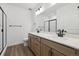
57,29,67,37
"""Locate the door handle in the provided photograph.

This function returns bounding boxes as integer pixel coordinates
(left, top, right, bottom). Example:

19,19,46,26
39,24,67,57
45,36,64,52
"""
1,29,3,32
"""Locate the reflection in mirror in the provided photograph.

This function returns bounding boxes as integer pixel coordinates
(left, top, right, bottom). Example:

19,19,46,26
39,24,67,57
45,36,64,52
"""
50,19,57,32
57,3,79,35
44,21,49,32
44,19,57,32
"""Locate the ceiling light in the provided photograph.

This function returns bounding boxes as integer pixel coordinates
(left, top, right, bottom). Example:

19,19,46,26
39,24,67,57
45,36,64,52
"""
35,6,44,16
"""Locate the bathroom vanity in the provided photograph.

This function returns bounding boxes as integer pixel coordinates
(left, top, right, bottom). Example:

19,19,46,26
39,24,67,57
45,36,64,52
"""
28,32,79,56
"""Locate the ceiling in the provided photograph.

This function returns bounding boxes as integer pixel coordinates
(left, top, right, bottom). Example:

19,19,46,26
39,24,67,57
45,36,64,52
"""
38,3,69,16
7,3,53,11
7,3,68,16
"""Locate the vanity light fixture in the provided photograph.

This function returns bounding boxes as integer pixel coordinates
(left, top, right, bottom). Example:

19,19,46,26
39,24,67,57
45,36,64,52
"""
35,6,44,15
35,3,56,15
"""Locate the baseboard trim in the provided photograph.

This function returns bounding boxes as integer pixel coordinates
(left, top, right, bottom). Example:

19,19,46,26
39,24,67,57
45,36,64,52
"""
8,40,28,47
8,42,24,47
1,45,7,56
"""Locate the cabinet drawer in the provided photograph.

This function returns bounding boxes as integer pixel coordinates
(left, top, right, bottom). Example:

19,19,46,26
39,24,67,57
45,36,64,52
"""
42,38,76,56
34,39,40,50
34,39,41,55
34,36,40,42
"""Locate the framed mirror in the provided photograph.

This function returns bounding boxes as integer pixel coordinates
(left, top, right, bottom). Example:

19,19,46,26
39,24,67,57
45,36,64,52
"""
44,19,57,32
57,3,79,35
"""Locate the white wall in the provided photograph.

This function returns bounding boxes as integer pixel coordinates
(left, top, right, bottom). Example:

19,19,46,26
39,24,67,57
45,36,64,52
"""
57,3,79,34
36,3,79,38
0,4,33,46
34,10,56,32
31,13,46,32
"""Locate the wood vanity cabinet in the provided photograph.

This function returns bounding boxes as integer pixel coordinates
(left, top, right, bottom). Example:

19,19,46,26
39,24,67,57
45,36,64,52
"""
28,33,79,56
41,38,65,56
40,43,46,56
28,34,41,56
33,36,41,56
41,38,76,56
41,43,52,56
51,48,65,56
30,34,35,51
28,34,31,48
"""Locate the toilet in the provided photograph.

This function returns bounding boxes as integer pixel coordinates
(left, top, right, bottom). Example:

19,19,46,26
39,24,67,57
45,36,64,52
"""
23,38,28,46
23,32,28,46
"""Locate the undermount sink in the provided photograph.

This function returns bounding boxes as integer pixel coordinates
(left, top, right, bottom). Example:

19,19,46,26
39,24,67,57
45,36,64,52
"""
39,33,58,37
35,32,72,40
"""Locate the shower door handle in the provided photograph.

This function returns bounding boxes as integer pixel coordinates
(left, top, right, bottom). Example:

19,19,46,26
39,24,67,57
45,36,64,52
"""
1,29,3,32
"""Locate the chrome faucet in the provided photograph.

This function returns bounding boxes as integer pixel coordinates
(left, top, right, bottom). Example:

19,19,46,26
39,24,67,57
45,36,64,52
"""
57,29,67,37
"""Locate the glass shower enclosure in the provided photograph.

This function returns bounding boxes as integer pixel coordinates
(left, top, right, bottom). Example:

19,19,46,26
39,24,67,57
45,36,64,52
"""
0,6,7,54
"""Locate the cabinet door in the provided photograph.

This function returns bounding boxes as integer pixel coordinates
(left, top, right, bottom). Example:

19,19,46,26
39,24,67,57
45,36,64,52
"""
51,49,64,56
41,43,52,56
30,35,35,51
33,39,40,56
41,43,46,56
45,45,52,56
30,35,41,56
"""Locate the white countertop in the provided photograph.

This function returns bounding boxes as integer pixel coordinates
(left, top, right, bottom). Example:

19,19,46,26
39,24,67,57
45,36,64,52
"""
29,32,79,50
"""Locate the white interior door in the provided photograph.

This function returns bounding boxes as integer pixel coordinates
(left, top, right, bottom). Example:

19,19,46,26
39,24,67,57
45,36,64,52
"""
45,21,49,32
0,9,2,53
50,21,56,32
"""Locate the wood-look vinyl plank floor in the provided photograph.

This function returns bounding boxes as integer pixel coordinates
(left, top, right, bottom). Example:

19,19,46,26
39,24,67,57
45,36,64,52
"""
5,44,34,56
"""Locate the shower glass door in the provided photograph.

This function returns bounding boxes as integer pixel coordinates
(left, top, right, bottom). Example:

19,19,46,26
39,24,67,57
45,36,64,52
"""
0,7,2,53
3,12,7,48
0,7,7,54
